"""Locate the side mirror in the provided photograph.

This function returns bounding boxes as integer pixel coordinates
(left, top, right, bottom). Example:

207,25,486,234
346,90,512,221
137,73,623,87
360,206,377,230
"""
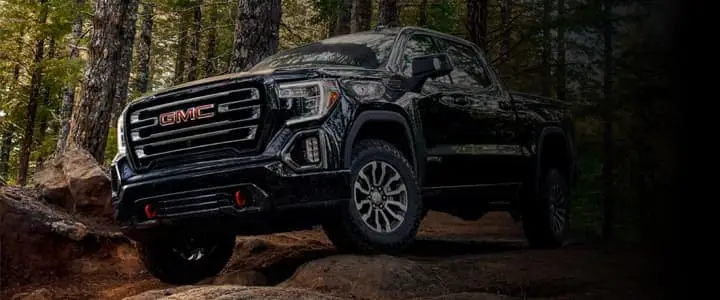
411,53,453,79
406,53,453,92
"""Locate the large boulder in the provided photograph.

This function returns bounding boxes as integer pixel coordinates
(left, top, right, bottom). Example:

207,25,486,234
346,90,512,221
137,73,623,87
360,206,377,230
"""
280,255,449,299
0,186,124,288
33,144,111,215
123,285,343,300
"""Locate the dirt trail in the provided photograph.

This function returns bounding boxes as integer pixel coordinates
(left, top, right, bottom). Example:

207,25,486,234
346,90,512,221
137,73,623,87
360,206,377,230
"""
2,212,663,300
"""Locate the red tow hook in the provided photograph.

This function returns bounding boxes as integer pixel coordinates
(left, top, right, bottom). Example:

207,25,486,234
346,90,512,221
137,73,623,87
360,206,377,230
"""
144,203,158,219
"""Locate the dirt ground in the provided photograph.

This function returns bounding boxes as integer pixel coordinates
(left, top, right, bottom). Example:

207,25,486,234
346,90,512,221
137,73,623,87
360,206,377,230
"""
1,212,665,300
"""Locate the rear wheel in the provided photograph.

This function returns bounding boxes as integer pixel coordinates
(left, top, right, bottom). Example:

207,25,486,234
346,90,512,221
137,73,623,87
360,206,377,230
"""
522,168,570,248
323,139,422,254
138,232,235,284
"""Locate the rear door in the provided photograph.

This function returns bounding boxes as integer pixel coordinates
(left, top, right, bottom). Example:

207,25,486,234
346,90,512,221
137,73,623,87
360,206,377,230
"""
428,37,524,185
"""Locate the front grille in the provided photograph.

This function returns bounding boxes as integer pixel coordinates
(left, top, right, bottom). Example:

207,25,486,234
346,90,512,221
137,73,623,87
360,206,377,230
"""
125,80,268,169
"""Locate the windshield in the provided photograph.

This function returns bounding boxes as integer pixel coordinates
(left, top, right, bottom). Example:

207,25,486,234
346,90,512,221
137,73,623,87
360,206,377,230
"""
251,32,398,70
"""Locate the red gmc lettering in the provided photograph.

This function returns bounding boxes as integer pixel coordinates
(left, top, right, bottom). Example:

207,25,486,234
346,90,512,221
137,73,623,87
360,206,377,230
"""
158,104,215,126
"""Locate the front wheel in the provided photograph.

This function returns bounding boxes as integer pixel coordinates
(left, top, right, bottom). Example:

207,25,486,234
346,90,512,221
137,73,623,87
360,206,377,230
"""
138,232,235,285
323,139,423,254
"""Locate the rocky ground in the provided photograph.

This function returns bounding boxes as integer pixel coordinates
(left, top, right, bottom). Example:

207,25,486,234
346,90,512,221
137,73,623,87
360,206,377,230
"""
1,184,664,300
0,147,665,300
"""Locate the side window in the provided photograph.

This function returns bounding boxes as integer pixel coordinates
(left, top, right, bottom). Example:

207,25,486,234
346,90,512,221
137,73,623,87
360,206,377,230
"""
400,34,451,83
436,39,491,89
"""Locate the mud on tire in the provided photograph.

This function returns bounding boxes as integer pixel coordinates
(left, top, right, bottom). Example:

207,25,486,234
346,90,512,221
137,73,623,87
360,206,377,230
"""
323,139,423,254
522,167,570,248
138,232,235,285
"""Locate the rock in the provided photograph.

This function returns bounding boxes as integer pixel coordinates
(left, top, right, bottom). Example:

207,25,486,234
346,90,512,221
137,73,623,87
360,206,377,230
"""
124,285,343,300
32,143,111,215
0,186,125,287
210,270,268,286
280,255,449,299
412,292,518,300
10,288,53,300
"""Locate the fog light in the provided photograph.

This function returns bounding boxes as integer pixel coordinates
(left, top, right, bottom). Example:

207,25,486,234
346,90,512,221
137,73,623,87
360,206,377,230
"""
144,203,157,219
304,137,320,163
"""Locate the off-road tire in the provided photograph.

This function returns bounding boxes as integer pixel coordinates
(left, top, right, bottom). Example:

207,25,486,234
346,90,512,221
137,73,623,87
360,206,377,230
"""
138,232,235,285
323,139,423,254
522,167,570,248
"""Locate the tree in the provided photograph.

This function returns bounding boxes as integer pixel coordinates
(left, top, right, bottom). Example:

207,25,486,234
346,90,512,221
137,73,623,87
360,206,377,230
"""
500,0,511,59
378,0,399,27
204,3,218,77
228,0,282,73
134,1,154,95
601,0,614,238
68,0,139,162
351,0,371,32
539,0,552,97
556,0,566,100
57,0,86,153
187,0,203,81
173,11,189,84
334,0,352,36
111,0,139,126
466,0,488,51
17,0,49,185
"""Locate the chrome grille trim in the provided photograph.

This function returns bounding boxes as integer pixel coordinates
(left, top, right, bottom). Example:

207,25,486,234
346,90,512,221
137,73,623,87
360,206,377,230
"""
129,87,260,125
135,126,257,159
130,105,260,142
125,85,263,168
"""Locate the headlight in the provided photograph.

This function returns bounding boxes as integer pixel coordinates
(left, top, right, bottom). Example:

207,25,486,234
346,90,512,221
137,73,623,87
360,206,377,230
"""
116,112,126,155
278,80,340,125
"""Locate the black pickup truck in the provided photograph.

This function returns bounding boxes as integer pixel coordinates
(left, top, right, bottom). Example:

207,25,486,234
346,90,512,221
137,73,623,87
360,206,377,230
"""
111,26,578,284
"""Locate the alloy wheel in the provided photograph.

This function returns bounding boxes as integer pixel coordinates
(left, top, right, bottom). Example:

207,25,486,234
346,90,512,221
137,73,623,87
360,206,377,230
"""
353,161,409,233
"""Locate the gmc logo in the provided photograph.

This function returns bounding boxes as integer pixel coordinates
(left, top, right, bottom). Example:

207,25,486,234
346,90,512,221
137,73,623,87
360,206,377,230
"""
159,104,215,126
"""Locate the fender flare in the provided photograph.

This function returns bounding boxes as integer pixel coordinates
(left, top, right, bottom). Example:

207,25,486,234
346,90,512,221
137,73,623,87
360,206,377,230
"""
534,126,578,191
343,110,419,174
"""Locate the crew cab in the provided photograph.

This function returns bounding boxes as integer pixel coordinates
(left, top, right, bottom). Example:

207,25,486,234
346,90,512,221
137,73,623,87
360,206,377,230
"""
111,26,578,284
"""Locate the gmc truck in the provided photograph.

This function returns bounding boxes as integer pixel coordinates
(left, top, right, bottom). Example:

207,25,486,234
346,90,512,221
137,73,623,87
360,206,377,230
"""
111,26,578,284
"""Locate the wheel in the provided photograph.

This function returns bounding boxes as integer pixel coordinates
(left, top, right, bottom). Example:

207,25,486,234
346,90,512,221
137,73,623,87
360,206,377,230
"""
323,139,422,254
138,232,235,284
522,167,570,248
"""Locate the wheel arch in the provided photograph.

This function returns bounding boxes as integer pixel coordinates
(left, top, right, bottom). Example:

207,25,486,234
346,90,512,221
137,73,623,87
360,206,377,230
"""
343,110,422,180
534,126,577,191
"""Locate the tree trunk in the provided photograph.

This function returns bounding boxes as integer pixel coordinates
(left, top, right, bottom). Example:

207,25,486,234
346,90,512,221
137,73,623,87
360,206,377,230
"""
540,0,552,97
466,0,488,51
34,38,56,167
17,0,49,186
187,0,203,81
0,133,11,179
110,0,139,127
501,0,511,59
204,3,218,77
556,0,566,100
333,0,352,36
134,2,153,95
601,0,614,239
57,0,85,153
418,0,428,26
350,0,371,33
1,33,24,178
228,0,282,73
68,0,139,163
378,0,399,27
173,13,189,85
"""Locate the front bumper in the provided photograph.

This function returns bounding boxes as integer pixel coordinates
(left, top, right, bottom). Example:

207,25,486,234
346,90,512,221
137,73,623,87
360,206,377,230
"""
110,126,350,238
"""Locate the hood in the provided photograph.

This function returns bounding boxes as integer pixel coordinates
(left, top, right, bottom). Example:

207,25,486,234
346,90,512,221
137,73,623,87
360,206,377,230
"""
129,68,277,104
